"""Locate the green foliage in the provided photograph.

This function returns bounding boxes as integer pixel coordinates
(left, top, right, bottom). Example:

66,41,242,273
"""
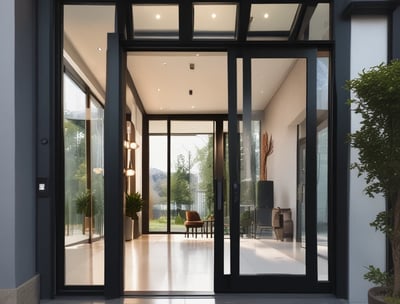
126,192,144,219
75,190,96,217
347,60,400,298
171,154,192,206
370,210,393,239
240,210,253,227
346,60,400,199
195,135,214,216
174,213,184,225
157,216,167,223
364,265,393,291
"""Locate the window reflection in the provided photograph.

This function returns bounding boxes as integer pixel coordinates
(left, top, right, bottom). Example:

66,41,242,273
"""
64,73,105,285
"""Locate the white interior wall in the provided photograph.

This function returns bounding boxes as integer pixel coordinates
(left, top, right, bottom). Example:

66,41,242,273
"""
262,59,307,237
348,16,388,304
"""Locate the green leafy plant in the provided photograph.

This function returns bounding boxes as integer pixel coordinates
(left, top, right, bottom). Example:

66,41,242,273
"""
75,189,96,217
364,265,393,291
347,59,400,298
126,192,144,220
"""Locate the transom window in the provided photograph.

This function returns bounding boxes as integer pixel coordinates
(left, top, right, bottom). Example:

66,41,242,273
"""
130,2,331,41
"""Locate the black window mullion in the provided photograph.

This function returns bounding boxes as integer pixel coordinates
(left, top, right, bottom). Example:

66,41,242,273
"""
305,50,318,283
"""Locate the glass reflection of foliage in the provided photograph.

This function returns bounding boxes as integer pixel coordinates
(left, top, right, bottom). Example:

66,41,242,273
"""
64,119,87,234
196,135,214,217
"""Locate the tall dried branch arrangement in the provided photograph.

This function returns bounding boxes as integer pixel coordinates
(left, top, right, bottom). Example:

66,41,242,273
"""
260,132,273,181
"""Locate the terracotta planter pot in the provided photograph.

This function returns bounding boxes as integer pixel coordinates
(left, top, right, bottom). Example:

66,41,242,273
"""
368,287,387,304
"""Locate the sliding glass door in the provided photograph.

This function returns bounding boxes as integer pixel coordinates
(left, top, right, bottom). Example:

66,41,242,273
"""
214,48,331,293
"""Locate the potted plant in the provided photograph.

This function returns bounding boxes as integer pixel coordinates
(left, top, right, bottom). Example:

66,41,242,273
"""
347,60,400,303
125,192,144,239
75,189,96,234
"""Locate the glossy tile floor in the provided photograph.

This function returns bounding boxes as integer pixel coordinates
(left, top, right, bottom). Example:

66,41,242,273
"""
56,234,346,303
66,234,329,291
65,235,330,291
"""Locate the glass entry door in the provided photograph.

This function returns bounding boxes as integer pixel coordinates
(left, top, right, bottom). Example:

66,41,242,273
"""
214,48,331,292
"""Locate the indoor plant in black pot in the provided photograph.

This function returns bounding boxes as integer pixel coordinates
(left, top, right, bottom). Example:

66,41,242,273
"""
347,60,400,303
125,192,144,240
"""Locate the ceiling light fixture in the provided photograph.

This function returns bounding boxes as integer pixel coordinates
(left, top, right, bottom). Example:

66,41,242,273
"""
211,13,217,19
97,47,102,52
155,14,161,20
264,13,269,19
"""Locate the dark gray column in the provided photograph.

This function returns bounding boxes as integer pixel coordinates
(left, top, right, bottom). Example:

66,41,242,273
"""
104,32,125,299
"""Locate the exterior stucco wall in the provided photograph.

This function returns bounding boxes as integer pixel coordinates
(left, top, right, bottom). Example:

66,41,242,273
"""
348,15,388,304
0,0,38,302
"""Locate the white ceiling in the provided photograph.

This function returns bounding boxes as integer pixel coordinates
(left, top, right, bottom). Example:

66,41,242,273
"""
64,5,298,115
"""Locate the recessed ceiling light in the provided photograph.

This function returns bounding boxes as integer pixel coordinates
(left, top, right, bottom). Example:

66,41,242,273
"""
264,13,269,19
211,13,217,19
191,105,196,109
162,62,167,66
157,88,161,92
155,14,161,20
97,47,102,52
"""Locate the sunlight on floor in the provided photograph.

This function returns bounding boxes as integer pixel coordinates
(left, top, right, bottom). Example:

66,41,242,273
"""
64,234,328,290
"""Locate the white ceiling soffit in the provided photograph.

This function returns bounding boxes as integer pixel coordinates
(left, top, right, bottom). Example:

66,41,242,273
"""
127,52,296,115
127,52,228,115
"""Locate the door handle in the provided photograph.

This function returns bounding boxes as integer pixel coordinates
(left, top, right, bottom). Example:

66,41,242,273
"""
217,180,223,211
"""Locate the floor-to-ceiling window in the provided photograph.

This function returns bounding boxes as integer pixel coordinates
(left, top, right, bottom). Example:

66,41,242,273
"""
148,120,215,233
63,71,105,285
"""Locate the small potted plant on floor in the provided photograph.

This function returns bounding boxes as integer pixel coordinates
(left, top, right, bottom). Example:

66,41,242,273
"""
75,189,96,234
347,60,400,303
125,192,144,240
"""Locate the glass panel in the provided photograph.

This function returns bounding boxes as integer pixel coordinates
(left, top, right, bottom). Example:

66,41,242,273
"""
193,4,237,39
223,121,231,275
90,97,105,239
149,121,168,232
132,5,179,40
317,55,330,281
238,58,306,275
170,121,214,233
64,73,104,285
308,3,330,40
248,4,299,35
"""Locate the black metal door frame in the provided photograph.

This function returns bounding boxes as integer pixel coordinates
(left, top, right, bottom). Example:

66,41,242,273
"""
213,47,331,293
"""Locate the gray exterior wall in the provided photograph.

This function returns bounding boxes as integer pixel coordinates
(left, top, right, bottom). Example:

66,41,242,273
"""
0,0,17,289
0,0,37,290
